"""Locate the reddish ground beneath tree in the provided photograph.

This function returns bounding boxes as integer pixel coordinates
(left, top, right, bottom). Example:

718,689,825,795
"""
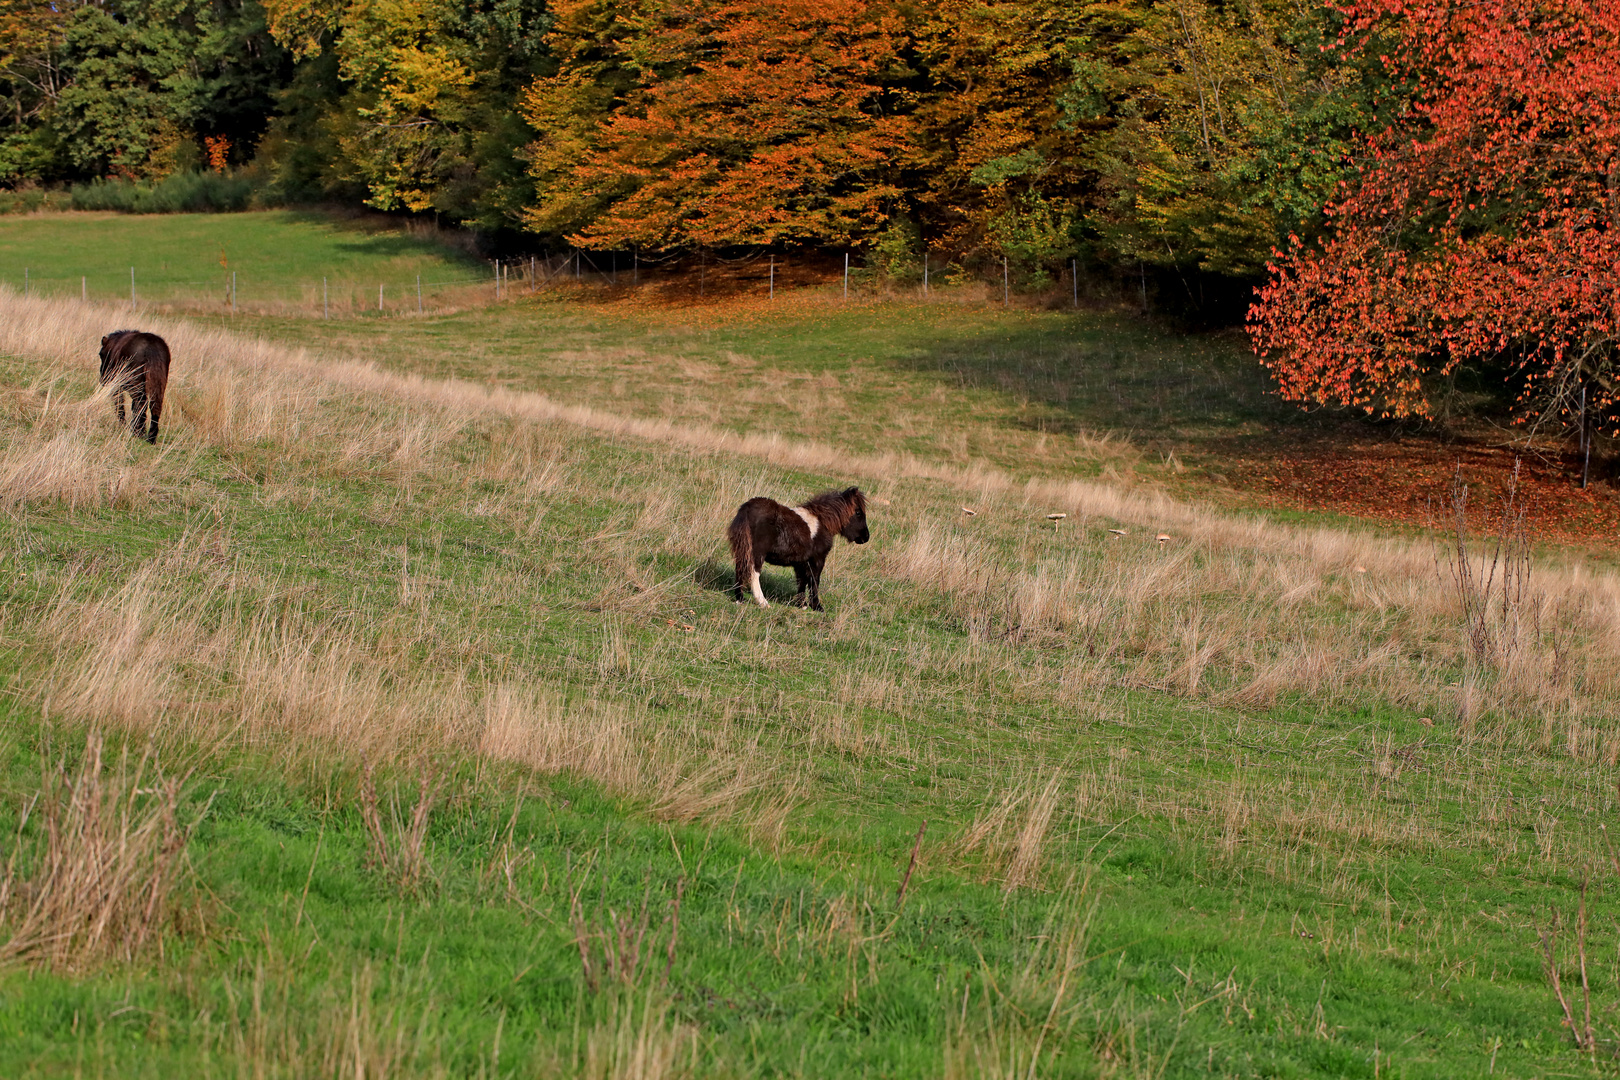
1206,425,1620,549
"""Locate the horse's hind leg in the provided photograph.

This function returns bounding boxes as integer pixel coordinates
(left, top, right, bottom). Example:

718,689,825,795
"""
129,385,148,440
145,371,164,444
748,556,768,607
732,542,767,607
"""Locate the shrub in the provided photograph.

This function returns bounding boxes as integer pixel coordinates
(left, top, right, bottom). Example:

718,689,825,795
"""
70,171,260,213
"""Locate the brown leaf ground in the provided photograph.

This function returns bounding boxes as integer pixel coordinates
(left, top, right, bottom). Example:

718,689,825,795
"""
1202,423,1620,550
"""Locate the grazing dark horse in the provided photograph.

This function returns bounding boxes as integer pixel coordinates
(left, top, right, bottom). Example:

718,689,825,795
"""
728,487,870,610
99,330,170,444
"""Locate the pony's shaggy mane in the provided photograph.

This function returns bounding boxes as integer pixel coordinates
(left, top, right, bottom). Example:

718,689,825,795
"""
803,488,864,532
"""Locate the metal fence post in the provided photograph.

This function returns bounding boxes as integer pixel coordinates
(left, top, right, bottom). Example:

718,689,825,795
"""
843,252,849,301
769,256,774,299
417,274,422,313
1003,257,1009,307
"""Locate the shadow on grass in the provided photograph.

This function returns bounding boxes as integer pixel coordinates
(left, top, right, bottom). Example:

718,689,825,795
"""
693,557,800,603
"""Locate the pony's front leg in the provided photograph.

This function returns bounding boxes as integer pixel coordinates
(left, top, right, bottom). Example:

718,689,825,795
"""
792,563,812,607
807,554,827,612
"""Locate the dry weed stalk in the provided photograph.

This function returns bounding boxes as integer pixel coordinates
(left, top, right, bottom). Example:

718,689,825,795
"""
0,732,199,971
571,874,685,994
957,776,1065,891
1448,462,1533,667
896,821,927,910
1536,880,1596,1052
358,760,438,893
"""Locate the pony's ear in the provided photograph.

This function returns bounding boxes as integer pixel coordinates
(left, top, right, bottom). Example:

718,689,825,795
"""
100,335,109,347
843,486,861,498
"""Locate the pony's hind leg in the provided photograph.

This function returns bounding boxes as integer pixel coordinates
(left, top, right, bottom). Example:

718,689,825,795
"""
145,386,162,444
748,558,768,607
129,386,148,440
732,546,768,607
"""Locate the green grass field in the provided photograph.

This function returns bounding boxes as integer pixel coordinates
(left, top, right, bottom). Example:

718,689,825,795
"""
0,212,1617,1078
0,210,486,310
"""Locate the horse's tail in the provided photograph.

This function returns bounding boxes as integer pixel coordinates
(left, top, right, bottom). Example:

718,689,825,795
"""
143,347,168,444
727,506,766,607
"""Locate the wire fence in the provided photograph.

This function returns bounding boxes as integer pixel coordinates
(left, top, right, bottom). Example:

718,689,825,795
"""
0,250,1093,317
0,251,625,319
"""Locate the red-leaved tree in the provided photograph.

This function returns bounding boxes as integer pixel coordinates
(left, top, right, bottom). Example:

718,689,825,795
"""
1248,0,1620,442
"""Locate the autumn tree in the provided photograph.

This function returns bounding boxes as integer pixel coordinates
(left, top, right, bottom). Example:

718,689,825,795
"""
259,0,547,223
0,0,288,182
1249,0,1620,438
521,0,914,250
1083,0,1368,281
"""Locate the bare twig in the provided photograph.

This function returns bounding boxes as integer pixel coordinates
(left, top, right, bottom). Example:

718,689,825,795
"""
896,821,927,910
665,877,685,982
1579,879,1594,1051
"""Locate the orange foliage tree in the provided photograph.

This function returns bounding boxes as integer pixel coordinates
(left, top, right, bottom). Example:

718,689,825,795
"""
1248,0,1620,434
521,0,914,250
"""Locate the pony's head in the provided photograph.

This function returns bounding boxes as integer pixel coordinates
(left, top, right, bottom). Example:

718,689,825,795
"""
839,487,870,544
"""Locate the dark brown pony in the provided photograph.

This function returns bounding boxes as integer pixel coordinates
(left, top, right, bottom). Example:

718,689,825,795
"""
99,330,171,444
727,487,870,610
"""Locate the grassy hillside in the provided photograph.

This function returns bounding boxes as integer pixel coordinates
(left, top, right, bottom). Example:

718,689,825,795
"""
225,297,1287,490
0,286,1617,1078
0,210,486,311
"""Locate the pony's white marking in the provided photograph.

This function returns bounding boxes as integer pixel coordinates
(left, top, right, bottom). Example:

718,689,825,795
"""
750,568,768,607
792,506,821,538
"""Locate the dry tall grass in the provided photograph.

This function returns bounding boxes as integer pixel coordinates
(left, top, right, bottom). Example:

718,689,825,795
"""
0,733,196,971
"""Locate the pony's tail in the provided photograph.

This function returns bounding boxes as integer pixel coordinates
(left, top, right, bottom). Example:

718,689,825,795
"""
727,510,764,606
144,357,168,445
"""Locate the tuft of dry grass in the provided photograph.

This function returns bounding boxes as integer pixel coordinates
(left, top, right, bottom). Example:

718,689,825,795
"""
359,761,439,894
480,684,647,794
0,733,198,971
943,883,1094,1078
576,990,698,1080
209,959,451,1079
956,774,1068,891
